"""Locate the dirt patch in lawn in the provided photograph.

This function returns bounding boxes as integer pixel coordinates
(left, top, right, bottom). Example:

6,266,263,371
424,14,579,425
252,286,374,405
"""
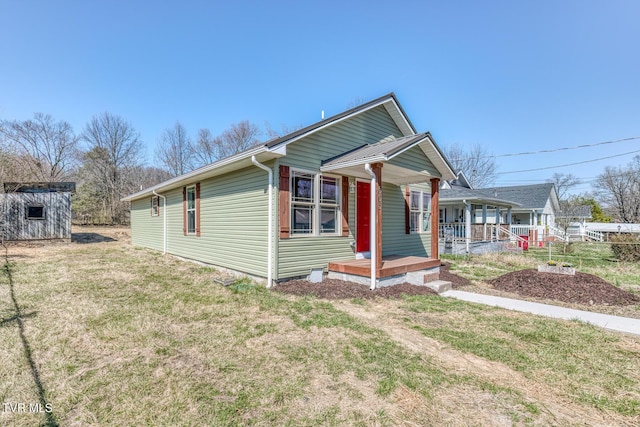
274,279,437,299
489,269,640,306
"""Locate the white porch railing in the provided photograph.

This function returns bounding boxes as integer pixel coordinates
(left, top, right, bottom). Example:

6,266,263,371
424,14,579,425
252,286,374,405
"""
547,225,567,241
583,228,604,242
493,224,528,246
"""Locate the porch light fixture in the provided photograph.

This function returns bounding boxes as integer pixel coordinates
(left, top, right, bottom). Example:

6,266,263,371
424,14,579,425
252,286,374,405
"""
349,181,356,193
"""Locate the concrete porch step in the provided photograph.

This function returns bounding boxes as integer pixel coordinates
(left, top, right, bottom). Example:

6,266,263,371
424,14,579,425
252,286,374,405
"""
425,280,452,293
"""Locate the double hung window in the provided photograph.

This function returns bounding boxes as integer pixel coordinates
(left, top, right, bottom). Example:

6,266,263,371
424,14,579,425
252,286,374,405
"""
186,186,196,234
291,171,340,236
409,190,431,233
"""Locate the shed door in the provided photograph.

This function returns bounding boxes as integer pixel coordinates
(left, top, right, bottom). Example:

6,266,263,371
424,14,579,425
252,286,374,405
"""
356,181,370,252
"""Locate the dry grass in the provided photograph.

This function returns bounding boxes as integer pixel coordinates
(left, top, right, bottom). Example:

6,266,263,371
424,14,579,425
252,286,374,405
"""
1,227,639,426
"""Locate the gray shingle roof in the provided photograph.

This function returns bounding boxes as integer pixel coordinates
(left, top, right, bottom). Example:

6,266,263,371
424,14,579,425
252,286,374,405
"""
480,183,556,210
440,185,521,207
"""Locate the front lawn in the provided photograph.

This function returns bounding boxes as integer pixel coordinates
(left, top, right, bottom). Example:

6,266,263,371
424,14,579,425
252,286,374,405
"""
0,229,638,426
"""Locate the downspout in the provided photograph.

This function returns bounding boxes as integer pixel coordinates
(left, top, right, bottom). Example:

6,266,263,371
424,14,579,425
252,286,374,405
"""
251,156,273,288
364,163,376,290
153,190,167,254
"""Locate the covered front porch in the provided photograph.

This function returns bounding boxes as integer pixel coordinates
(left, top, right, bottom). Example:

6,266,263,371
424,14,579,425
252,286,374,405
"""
319,133,456,289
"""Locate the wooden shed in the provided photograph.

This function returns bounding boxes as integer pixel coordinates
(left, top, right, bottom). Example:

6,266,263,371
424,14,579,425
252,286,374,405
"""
1,182,75,241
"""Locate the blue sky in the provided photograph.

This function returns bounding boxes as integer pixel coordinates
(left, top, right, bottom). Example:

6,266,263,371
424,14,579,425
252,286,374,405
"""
1,0,639,194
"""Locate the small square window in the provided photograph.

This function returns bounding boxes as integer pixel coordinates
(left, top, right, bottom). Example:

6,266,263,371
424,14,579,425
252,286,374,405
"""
27,205,45,220
151,196,160,216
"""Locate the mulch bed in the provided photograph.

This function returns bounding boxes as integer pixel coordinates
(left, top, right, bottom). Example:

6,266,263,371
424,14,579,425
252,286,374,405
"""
273,262,640,306
440,262,471,289
274,279,437,299
488,269,640,306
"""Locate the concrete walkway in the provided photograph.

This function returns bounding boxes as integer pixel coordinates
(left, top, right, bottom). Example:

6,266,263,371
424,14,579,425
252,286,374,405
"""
440,290,640,336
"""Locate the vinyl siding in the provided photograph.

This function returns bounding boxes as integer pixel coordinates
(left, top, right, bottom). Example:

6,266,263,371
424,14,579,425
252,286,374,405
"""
130,198,164,251
283,105,404,170
382,182,432,257
277,106,401,279
132,165,270,278
387,146,439,176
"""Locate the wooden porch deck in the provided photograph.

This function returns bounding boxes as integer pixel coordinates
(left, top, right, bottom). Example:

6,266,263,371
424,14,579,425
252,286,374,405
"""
328,255,440,278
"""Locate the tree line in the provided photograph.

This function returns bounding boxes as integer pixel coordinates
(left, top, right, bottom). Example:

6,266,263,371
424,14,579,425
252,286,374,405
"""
0,112,288,225
1,111,638,225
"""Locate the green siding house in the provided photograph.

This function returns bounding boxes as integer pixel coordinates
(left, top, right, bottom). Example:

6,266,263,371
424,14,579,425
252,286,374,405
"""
123,93,456,289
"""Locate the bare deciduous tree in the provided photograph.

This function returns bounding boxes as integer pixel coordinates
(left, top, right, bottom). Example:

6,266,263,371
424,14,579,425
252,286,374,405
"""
80,112,145,224
218,120,262,158
442,142,498,188
155,121,193,177
264,121,304,140
191,128,220,169
191,121,262,168
0,113,79,181
548,172,580,201
594,155,640,223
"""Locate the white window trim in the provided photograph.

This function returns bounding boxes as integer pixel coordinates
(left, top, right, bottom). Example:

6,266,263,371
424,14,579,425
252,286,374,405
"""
409,189,431,234
290,168,341,237
186,185,196,235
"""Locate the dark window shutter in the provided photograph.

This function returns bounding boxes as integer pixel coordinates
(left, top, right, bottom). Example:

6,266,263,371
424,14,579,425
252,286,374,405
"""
182,187,187,236
150,197,153,216
279,165,290,239
404,186,411,234
195,183,201,237
341,177,349,236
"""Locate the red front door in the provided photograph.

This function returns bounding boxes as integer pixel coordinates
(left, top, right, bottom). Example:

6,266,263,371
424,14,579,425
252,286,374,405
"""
356,181,370,252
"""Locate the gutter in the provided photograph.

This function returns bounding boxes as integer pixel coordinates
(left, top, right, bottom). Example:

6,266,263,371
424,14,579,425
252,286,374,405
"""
153,190,167,254
364,163,377,291
251,156,273,288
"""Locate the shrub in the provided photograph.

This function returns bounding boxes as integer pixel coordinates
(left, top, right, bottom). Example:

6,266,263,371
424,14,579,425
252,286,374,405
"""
610,234,640,262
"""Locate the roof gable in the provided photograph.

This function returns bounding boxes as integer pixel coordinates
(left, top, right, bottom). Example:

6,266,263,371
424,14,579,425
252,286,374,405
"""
265,93,416,150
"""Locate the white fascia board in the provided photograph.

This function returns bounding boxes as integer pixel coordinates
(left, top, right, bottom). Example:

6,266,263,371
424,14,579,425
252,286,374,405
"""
122,145,284,201
383,99,415,136
417,138,456,181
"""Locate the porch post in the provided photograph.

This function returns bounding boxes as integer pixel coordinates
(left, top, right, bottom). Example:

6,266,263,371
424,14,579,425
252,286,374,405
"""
371,162,383,274
496,206,501,240
482,204,487,240
507,207,512,226
430,178,440,259
465,201,471,254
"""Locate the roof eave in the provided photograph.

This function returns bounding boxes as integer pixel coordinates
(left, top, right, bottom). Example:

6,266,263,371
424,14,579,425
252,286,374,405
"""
122,145,284,202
